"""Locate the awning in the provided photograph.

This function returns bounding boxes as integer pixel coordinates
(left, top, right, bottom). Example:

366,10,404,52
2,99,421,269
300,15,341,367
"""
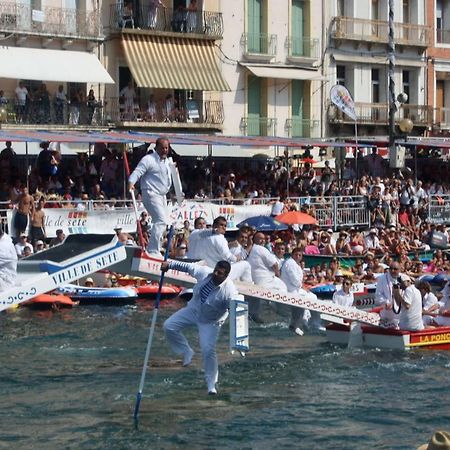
0,46,114,83
331,52,426,68
121,34,230,91
241,64,327,81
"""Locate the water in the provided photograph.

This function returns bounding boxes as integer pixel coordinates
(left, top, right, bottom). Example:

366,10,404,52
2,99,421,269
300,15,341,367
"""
1,301,449,450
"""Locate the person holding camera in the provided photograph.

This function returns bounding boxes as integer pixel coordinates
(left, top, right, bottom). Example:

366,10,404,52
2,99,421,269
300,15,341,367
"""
392,274,424,331
375,262,402,328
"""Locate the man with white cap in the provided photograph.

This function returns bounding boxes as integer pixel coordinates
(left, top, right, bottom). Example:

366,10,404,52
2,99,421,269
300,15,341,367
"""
375,261,401,328
128,136,174,256
392,273,423,331
364,228,382,254
0,221,17,292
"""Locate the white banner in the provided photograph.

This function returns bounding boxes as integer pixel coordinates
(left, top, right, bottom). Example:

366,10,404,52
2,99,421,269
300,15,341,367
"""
8,202,272,237
330,84,357,121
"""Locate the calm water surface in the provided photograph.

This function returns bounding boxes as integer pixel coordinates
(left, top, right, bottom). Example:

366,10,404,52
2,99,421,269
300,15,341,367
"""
0,300,449,450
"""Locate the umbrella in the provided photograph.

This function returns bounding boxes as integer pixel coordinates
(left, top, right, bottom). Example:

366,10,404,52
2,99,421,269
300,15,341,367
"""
275,211,318,225
300,158,317,164
237,215,288,232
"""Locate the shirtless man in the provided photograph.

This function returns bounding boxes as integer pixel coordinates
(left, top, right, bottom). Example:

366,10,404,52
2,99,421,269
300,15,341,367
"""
13,186,34,237
30,197,46,244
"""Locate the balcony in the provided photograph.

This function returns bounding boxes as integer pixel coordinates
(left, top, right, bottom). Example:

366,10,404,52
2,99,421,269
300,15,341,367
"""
434,107,450,129
0,2,102,41
241,33,277,62
104,98,224,129
328,102,432,127
240,117,277,136
437,29,450,45
285,118,320,138
109,4,223,38
331,16,430,48
285,37,320,62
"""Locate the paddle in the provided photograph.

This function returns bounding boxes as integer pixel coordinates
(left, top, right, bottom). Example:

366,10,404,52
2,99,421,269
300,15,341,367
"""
133,225,174,425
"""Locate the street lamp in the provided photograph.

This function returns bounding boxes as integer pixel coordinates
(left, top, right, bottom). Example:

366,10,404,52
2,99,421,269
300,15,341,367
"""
399,118,413,134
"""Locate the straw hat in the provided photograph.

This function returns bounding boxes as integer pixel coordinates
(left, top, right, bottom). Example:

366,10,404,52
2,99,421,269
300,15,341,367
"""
85,277,94,284
417,431,450,450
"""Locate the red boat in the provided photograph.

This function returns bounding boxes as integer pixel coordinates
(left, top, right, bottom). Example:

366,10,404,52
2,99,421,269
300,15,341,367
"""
135,282,181,299
23,294,77,310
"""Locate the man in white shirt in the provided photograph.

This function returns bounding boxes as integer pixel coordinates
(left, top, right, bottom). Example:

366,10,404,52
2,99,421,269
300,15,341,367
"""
375,262,401,328
15,81,28,123
332,276,354,308
186,216,207,260
0,222,18,291
128,137,173,255
192,216,252,283
247,232,286,322
393,274,424,331
14,233,34,258
364,228,382,254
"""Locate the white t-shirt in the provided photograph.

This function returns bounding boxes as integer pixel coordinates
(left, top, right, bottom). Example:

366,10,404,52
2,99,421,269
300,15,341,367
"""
15,86,28,105
332,289,354,308
422,292,439,310
247,244,278,285
399,285,424,331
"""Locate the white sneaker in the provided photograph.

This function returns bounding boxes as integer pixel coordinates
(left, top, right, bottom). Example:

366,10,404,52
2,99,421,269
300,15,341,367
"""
182,348,194,367
208,388,217,395
294,327,304,336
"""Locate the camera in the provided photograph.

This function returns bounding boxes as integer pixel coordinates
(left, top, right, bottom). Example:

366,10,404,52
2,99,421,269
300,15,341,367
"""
393,283,400,289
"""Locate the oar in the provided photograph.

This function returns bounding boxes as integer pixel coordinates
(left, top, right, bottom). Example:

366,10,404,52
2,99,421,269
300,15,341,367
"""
133,225,174,425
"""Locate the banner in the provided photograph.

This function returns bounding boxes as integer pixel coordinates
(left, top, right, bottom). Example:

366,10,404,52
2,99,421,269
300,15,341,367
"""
7,201,272,237
330,84,357,121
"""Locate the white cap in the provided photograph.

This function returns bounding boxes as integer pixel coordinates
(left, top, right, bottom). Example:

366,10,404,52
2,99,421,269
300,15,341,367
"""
369,228,377,234
399,274,412,283
327,228,333,233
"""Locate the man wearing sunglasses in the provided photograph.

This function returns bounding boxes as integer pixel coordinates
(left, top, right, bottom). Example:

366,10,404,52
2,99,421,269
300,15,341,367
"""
332,276,354,308
375,261,401,327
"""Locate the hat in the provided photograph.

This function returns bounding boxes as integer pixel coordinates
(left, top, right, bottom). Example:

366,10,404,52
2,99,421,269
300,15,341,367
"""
417,431,450,450
335,271,343,277
399,274,412,283
114,226,122,231
369,228,377,234
36,240,44,246
326,228,333,233
229,173,235,178
20,233,27,238
85,277,94,284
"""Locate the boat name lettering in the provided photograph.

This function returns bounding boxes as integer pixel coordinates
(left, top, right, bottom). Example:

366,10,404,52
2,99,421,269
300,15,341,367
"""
419,333,450,343
2,287,36,305
67,218,87,227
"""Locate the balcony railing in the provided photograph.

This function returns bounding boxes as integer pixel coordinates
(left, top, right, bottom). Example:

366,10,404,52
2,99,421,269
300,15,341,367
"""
109,4,223,38
285,118,320,138
241,33,277,57
0,2,102,40
240,117,277,136
328,102,432,126
104,98,224,126
286,37,320,59
331,16,430,47
436,29,450,44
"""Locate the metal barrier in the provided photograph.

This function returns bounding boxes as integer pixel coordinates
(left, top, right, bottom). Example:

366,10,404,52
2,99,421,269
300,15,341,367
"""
428,194,450,225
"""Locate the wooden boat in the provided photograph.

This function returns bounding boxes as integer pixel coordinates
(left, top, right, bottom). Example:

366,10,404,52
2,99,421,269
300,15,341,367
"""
326,322,450,350
57,284,138,305
303,249,435,269
23,294,76,310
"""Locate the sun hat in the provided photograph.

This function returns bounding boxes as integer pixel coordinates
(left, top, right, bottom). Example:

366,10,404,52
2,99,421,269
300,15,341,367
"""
85,277,94,284
326,228,333,233
417,431,450,450
399,273,413,283
369,228,377,234
35,240,44,246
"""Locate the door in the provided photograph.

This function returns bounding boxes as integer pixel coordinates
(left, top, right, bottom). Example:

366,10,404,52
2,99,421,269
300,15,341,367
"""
436,80,445,124
248,0,263,53
291,80,304,136
248,75,262,135
291,0,304,56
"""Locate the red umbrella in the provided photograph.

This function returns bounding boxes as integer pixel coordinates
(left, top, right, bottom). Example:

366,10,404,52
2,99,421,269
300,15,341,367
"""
300,158,317,164
276,211,318,225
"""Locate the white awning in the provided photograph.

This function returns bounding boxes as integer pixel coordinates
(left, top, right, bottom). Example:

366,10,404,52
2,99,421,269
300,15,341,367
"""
0,46,114,84
331,52,426,68
241,64,327,81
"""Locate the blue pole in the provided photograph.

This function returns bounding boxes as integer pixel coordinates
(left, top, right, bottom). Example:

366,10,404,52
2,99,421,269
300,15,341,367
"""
133,225,174,423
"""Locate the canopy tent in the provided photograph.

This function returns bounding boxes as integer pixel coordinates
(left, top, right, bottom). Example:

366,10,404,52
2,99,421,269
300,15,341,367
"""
0,46,114,84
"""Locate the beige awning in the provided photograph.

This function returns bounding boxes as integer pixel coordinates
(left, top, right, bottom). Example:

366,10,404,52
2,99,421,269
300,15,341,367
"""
0,46,114,83
331,52,426,68
241,64,327,81
121,34,230,91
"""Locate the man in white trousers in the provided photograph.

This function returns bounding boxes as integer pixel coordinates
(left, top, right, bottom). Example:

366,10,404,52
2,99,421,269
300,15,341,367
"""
193,216,253,283
247,232,287,323
162,259,238,395
0,221,18,292
128,136,172,256
375,262,401,328
280,247,321,335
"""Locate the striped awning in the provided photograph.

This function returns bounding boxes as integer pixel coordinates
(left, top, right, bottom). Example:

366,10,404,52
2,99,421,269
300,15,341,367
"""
121,34,230,91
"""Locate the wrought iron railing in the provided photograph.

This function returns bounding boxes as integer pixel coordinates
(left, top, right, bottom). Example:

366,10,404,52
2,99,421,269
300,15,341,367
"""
0,2,102,39
285,118,320,138
103,98,224,126
286,36,320,59
328,102,432,126
109,4,223,37
240,33,277,56
240,117,277,136
331,16,431,47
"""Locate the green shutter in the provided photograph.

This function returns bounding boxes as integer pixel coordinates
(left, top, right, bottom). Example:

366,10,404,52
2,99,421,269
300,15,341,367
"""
248,0,262,53
292,0,304,56
292,80,304,136
248,75,261,136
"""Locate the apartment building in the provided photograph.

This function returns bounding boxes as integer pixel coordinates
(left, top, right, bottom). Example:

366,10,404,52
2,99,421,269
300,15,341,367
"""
0,0,110,129
324,0,431,137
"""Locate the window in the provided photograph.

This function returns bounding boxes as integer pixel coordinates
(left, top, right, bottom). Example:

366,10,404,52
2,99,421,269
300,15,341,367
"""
336,65,346,86
437,0,443,43
248,0,264,53
402,70,410,104
371,0,379,20
371,69,380,103
291,0,305,56
337,0,345,16
403,0,410,24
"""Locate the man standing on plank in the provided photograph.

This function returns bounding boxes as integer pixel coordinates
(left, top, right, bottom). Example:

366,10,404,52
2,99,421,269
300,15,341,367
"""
161,259,238,395
0,220,18,292
128,137,173,256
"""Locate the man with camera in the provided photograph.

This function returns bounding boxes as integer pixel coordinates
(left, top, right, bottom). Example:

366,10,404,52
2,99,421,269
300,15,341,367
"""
392,274,424,331
375,262,402,328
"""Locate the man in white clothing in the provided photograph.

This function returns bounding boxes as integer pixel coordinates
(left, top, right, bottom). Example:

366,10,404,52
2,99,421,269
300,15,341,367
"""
247,232,286,322
193,216,252,283
393,274,424,331
162,259,238,395
185,216,207,260
0,222,18,291
332,276,354,308
375,262,401,327
128,137,173,255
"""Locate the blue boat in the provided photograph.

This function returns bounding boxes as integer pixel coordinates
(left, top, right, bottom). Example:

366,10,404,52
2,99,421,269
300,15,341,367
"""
57,284,138,305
